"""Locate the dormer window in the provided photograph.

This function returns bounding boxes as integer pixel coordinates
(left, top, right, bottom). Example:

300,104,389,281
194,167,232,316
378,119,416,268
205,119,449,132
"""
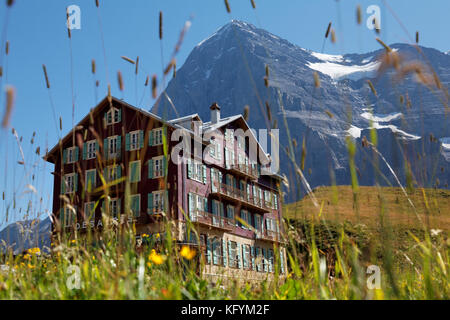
105,107,121,125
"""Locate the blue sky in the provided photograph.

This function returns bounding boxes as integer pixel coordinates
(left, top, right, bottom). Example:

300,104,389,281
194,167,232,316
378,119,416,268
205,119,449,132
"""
1,0,449,228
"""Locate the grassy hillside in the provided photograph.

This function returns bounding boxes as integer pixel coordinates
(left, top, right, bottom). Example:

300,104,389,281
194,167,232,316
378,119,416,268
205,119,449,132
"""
284,186,450,231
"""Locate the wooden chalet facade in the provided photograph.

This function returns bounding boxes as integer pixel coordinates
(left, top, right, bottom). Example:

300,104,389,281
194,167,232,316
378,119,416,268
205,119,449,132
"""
44,96,287,281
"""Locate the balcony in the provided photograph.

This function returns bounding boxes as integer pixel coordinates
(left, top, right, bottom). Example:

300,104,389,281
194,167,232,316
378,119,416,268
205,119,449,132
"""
255,230,280,242
210,182,273,213
191,210,235,232
228,163,258,180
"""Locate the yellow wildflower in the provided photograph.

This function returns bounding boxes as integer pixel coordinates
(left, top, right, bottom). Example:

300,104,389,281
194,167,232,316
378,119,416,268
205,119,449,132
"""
155,233,160,239
149,250,165,265
180,245,196,260
27,264,35,270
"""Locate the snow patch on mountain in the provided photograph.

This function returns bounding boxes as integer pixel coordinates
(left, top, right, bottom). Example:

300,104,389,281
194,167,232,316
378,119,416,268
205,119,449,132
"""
307,60,380,81
361,112,402,122
347,125,363,138
311,52,344,63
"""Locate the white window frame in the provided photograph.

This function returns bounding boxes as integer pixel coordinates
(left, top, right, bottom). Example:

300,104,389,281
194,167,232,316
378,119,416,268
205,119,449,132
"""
153,128,163,146
85,169,96,191
108,135,119,158
106,107,120,125
129,160,141,182
153,156,164,178
86,140,97,160
153,190,165,213
67,146,77,164
64,173,76,194
129,130,140,151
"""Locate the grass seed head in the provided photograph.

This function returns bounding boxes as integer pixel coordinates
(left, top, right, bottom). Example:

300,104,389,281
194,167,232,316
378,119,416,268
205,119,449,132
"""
117,71,124,91
356,5,362,25
251,0,256,9
225,0,231,13
325,22,332,38
152,75,157,99
159,11,163,39
2,86,15,128
42,64,50,89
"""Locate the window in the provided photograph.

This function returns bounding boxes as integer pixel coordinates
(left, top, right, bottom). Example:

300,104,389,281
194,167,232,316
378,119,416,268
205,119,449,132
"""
153,128,163,146
153,191,165,212
256,247,263,272
130,194,140,217
255,214,262,232
106,164,121,182
153,156,164,178
226,205,234,221
60,205,76,227
224,148,235,169
242,244,251,269
105,135,121,159
129,160,141,183
212,237,222,265
209,138,222,160
85,169,96,192
228,241,238,268
62,173,77,194
105,108,121,125
65,146,78,164
264,190,272,208
129,130,141,151
84,140,97,160
188,193,207,220
210,168,222,192
187,159,206,183
240,210,249,229
84,202,95,218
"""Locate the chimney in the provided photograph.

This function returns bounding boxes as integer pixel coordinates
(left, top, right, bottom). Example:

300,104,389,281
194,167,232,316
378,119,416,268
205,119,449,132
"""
210,102,221,124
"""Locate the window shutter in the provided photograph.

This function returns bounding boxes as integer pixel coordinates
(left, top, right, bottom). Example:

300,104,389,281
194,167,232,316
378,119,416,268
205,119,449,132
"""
202,165,207,184
139,130,144,149
162,156,166,176
149,130,154,146
148,193,153,214
125,133,130,151
118,109,122,122
263,248,268,272
130,162,137,182
117,199,121,216
187,159,192,179
63,149,67,164
95,141,99,154
251,246,256,270
102,199,106,214
211,200,217,215
237,243,242,269
206,237,211,264
116,136,121,157
188,193,194,220
222,239,227,267
74,147,79,161
269,249,273,272
212,239,218,265
82,143,87,160
117,165,122,178
148,159,153,179
74,174,78,192
103,167,108,182
242,245,247,268
228,240,233,267
60,177,65,194
103,139,108,159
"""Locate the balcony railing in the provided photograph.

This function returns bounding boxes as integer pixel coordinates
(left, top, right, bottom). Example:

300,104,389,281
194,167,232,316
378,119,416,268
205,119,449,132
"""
228,163,259,180
210,182,273,212
191,210,234,231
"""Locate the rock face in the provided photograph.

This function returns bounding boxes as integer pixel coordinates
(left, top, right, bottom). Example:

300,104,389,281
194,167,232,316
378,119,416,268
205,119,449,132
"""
154,20,450,201
0,217,51,255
